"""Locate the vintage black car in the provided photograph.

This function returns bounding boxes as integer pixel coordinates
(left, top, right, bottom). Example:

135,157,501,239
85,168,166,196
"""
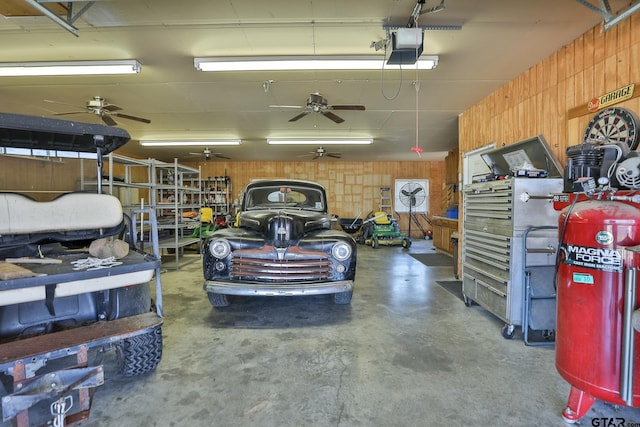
203,179,357,307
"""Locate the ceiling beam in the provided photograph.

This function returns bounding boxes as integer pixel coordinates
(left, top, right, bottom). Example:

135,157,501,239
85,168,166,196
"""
576,0,640,31
0,0,66,16
21,0,98,36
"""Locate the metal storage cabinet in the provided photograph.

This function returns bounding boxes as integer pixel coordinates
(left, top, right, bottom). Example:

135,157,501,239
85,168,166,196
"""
462,177,563,337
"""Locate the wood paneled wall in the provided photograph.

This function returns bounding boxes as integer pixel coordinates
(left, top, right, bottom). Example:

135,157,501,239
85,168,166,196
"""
456,13,640,267
444,148,459,185
190,160,445,238
459,14,640,163
0,157,87,201
0,156,445,238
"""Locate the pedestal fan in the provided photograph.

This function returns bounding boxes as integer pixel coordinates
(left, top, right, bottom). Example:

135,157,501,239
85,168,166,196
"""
398,182,427,239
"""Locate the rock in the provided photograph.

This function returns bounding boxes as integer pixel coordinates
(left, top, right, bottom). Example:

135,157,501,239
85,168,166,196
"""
89,238,130,259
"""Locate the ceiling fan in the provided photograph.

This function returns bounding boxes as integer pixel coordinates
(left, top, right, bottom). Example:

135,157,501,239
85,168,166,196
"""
270,93,365,124
45,96,151,126
298,146,342,160
187,147,230,161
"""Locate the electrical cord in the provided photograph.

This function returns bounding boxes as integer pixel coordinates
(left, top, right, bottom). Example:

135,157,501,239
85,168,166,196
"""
598,143,625,182
380,43,403,101
553,193,581,291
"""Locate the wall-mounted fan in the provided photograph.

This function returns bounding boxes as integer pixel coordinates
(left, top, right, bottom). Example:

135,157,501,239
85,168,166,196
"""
395,180,428,213
399,182,426,210
270,93,365,124
45,96,151,126
186,147,230,161
298,146,342,160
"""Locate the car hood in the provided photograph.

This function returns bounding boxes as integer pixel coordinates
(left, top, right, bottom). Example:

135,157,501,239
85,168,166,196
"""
238,209,331,241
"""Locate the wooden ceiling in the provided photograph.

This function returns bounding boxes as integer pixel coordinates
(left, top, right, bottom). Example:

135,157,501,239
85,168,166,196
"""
0,0,67,16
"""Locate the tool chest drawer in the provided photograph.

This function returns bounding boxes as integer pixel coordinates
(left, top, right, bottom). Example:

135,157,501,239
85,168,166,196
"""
463,180,513,233
463,254,510,323
463,229,511,275
463,272,508,323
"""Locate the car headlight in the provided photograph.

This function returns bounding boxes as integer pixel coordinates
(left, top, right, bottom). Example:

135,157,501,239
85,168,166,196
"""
209,238,231,259
332,242,352,261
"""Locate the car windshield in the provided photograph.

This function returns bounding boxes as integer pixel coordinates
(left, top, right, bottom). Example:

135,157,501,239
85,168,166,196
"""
244,185,325,211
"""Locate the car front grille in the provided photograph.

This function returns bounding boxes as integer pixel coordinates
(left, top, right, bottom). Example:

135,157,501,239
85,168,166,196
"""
230,245,331,282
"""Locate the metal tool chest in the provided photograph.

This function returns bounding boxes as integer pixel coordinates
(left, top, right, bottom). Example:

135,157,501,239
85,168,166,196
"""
462,177,563,337
461,135,564,338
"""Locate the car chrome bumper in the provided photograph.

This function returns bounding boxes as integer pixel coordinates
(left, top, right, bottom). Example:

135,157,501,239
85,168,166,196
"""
204,280,353,297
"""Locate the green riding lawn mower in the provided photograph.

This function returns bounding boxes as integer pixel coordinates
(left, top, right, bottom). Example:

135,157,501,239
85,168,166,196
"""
355,211,411,249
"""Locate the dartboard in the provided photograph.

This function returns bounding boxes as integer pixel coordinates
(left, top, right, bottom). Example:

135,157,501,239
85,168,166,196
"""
583,107,640,150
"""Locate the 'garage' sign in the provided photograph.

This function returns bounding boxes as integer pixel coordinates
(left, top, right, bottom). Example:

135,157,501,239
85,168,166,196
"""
587,84,635,112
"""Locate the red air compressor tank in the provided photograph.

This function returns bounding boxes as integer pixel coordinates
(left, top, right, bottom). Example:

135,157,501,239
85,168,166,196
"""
556,199,640,422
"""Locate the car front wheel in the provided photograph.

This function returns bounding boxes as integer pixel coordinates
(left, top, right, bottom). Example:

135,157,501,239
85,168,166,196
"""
333,290,352,304
208,292,230,307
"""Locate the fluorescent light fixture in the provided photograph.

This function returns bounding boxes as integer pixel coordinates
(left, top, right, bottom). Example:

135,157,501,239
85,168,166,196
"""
267,139,373,145
0,60,142,77
139,140,242,147
194,56,438,72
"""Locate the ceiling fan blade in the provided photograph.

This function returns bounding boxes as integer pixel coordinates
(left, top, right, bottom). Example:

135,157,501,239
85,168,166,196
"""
53,111,86,116
213,154,231,160
327,153,341,158
289,112,310,122
269,105,304,109
101,115,118,126
330,105,365,111
112,112,151,124
322,111,344,124
44,99,84,109
103,104,123,112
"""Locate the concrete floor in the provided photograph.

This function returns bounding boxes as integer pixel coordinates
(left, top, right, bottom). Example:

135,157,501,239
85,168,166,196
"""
28,240,640,425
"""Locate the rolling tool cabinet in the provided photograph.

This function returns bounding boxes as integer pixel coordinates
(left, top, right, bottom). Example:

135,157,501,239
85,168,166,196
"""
462,178,562,338
461,135,564,339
